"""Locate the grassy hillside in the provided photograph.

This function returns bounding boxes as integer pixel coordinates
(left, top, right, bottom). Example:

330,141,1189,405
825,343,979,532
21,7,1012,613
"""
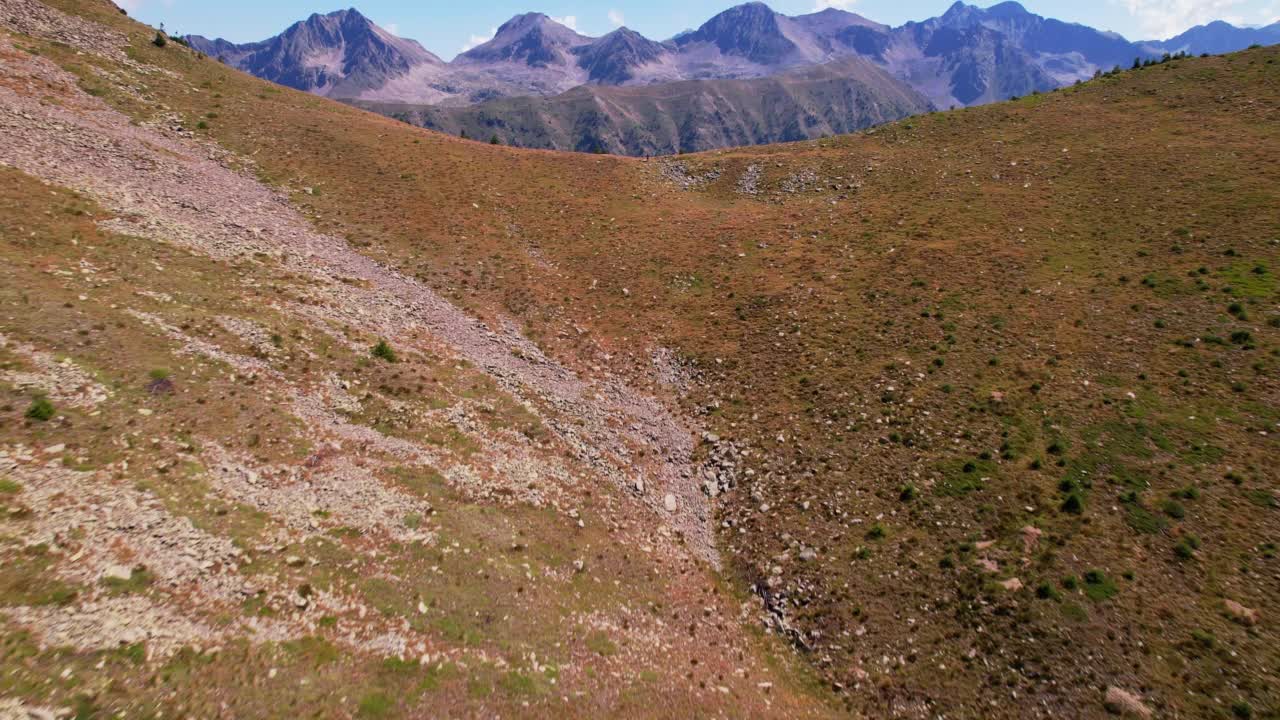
2,1,1279,718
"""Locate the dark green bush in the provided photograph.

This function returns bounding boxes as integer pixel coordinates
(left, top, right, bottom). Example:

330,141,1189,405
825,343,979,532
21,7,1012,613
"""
371,340,398,363
1061,493,1084,515
25,396,54,422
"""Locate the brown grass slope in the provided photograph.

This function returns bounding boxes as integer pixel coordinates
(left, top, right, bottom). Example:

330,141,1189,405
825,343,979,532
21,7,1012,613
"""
0,1,834,718
4,1,1280,719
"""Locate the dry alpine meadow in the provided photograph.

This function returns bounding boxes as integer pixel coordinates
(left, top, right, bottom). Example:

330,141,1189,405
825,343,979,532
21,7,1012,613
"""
0,1,1277,718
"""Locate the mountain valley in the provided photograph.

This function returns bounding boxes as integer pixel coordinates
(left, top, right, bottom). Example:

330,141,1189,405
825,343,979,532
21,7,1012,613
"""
0,1,1277,718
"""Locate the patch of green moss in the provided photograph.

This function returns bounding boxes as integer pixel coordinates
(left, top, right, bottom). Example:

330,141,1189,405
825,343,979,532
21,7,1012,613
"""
936,457,997,496
1083,570,1118,601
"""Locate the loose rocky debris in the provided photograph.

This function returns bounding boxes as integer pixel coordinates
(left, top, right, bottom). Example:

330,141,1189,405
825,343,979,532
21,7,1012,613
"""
15,459,245,599
0,436,507,666
215,315,282,359
0,333,110,408
1104,686,1153,718
753,577,810,653
202,446,440,542
1224,599,1260,626
1021,524,1043,554
700,432,748,499
135,305,576,513
0,696,62,720
650,346,697,394
0,37,718,562
2,597,221,659
999,577,1024,591
658,160,721,190
736,164,763,195
0,0,127,62
779,169,818,194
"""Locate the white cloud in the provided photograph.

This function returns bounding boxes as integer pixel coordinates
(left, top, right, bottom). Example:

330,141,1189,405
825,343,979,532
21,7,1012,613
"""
608,9,626,27
813,0,857,10
1117,0,1248,38
116,0,181,18
551,15,579,31
385,23,400,36
461,27,497,52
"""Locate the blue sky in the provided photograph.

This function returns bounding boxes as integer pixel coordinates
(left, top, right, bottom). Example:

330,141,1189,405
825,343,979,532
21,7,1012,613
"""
123,0,1280,59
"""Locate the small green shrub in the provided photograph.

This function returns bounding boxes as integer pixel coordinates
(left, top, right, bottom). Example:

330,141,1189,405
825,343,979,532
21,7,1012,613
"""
1245,490,1277,508
1083,570,1118,601
1125,504,1167,535
1060,493,1084,515
25,396,54,421
1192,628,1217,649
1175,535,1201,560
371,340,398,363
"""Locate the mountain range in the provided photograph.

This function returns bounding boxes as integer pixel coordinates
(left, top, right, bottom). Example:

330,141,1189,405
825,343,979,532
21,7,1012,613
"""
356,57,933,155
188,2,1280,154
1144,19,1280,56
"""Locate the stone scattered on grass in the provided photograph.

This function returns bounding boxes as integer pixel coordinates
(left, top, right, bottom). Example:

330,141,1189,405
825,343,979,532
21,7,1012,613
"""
1224,599,1259,626
1104,686,1153,718
101,564,133,582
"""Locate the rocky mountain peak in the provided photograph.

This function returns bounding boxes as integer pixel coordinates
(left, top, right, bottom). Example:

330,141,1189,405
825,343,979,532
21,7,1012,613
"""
679,1,798,65
185,6,441,98
573,26,669,83
939,2,983,27
494,12,553,36
985,1,1032,19
458,11,589,67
